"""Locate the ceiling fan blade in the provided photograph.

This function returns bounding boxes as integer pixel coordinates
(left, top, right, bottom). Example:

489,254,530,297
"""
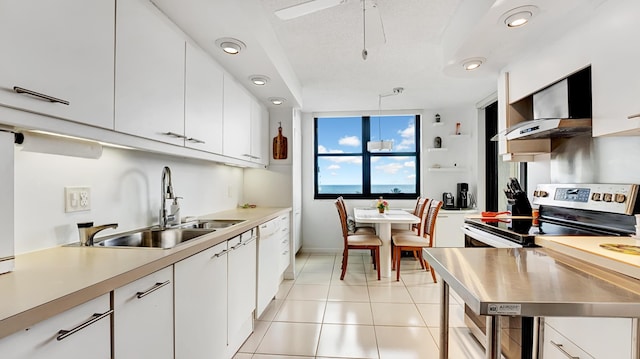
275,0,346,20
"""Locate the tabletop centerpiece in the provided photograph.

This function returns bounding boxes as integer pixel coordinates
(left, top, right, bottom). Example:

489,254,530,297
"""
376,197,389,213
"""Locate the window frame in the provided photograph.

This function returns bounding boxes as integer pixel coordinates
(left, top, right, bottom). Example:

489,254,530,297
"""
314,114,421,200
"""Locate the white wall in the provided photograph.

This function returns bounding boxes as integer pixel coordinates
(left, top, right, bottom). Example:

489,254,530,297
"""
301,107,479,253
14,147,243,254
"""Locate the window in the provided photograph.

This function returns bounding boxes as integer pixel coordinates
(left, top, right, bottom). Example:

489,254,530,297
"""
314,115,420,199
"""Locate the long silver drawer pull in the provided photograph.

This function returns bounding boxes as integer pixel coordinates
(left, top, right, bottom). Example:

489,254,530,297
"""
186,137,205,144
136,280,170,299
13,86,69,105
165,132,187,139
243,237,256,245
230,243,243,250
212,249,228,258
628,113,640,120
56,309,113,341
550,341,579,359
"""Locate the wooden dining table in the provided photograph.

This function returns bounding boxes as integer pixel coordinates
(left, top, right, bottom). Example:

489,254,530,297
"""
353,208,421,278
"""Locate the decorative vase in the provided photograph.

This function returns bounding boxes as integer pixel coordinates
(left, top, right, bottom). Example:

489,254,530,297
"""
378,207,385,213
434,136,442,148
435,113,441,123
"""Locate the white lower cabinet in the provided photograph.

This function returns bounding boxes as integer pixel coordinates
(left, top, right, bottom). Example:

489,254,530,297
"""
227,230,257,357
175,240,228,359
257,214,290,318
278,214,291,274
0,294,111,359
113,266,173,359
434,212,468,247
543,317,633,359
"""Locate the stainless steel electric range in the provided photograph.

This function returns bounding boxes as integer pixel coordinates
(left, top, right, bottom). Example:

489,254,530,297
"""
461,183,640,359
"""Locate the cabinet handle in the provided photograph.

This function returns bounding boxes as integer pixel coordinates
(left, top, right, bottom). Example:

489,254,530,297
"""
550,341,579,359
186,137,205,144
13,86,69,105
211,249,228,259
242,154,260,160
628,113,640,120
56,309,113,341
136,280,170,299
165,132,187,139
243,237,256,245
229,243,243,250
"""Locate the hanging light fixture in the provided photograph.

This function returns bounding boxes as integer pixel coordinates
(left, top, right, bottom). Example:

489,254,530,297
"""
361,0,368,60
367,87,403,151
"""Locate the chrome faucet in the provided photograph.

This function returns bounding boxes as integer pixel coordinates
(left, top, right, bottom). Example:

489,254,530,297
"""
160,166,175,230
77,222,118,246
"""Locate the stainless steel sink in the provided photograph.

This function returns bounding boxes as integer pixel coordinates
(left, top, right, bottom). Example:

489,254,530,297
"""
95,227,215,249
181,219,246,229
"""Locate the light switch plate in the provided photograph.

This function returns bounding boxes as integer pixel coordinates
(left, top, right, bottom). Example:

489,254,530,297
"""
65,186,91,212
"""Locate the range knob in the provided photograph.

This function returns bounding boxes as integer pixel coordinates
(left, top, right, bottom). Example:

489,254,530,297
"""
591,193,602,201
615,194,627,203
603,193,613,202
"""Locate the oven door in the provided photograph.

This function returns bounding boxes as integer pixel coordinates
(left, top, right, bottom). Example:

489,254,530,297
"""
462,224,523,248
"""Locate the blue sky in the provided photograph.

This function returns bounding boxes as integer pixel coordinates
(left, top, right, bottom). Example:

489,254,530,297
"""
317,116,416,186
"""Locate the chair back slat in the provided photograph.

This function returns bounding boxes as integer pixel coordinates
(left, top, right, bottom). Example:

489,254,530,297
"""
416,198,432,235
334,199,349,245
424,200,443,246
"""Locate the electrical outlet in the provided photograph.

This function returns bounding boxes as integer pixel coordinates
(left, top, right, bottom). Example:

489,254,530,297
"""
65,187,91,212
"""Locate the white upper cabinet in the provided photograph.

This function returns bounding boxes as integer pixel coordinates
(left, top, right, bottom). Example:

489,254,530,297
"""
591,0,640,136
223,75,252,159
115,0,185,145
250,100,269,165
0,0,115,129
185,43,224,154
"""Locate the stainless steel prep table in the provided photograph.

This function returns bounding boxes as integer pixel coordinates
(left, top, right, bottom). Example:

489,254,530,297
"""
423,247,640,359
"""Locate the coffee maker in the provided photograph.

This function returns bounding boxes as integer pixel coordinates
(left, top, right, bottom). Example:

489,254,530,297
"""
457,183,469,209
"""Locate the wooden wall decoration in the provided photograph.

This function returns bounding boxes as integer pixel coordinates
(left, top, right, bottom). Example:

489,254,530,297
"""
273,122,288,160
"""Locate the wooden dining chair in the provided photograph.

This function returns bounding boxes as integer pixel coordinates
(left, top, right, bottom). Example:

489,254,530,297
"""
337,196,376,235
391,197,431,269
335,200,382,280
391,200,443,282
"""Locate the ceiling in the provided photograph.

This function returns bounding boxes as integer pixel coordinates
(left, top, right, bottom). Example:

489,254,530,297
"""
152,0,597,112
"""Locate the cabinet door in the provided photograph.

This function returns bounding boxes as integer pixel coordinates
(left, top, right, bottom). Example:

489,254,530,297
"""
113,266,173,359
115,0,185,145
0,294,111,359
545,317,633,359
543,322,595,359
175,241,228,359
227,231,257,354
591,0,640,136
0,0,114,129
278,214,291,274
185,43,224,154
257,221,281,318
250,100,268,165
434,213,465,247
223,75,251,159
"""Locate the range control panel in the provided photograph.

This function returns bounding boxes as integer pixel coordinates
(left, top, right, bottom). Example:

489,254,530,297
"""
533,183,639,215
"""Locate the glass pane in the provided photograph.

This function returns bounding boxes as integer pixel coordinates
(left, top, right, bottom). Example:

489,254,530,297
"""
369,115,416,153
370,156,416,194
317,156,363,194
316,117,363,154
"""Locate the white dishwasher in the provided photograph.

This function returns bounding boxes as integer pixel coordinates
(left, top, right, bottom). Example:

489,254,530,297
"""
256,218,280,318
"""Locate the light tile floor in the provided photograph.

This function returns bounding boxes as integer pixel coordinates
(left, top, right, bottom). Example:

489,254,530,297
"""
234,252,486,359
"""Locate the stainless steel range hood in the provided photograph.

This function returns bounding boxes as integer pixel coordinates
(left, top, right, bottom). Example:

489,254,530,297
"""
504,67,592,140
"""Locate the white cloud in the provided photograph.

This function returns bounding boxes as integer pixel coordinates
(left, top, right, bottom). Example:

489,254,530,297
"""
398,123,415,138
339,136,361,147
318,145,328,154
407,174,416,179
326,156,362,164
404,161,415,168
327,164,340,170
375,162,403,174
395,122,415,150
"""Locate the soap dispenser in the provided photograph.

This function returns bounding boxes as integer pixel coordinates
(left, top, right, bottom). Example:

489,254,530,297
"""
170,197,182,225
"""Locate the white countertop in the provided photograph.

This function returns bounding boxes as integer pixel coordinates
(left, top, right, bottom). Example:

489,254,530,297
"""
0,207,291,339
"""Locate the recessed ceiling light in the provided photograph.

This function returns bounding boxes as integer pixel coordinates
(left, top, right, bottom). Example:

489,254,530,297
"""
268,97,286,105
215,37,246,55
461,58,485,71
249,76,270,86
499,5,538,28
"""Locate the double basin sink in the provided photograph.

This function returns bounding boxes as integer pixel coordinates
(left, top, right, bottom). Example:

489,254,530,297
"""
95,219,245,249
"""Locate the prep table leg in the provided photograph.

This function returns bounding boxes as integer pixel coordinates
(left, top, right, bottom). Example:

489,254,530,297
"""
439,280,449,359
486,315,502,359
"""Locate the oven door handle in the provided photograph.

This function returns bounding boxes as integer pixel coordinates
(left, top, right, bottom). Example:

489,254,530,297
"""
462,225,523,248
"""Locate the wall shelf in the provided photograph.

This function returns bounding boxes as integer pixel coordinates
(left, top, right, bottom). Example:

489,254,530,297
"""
427,167,467,172
432,122,445,127
448,134,470,139
427,148,448,152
